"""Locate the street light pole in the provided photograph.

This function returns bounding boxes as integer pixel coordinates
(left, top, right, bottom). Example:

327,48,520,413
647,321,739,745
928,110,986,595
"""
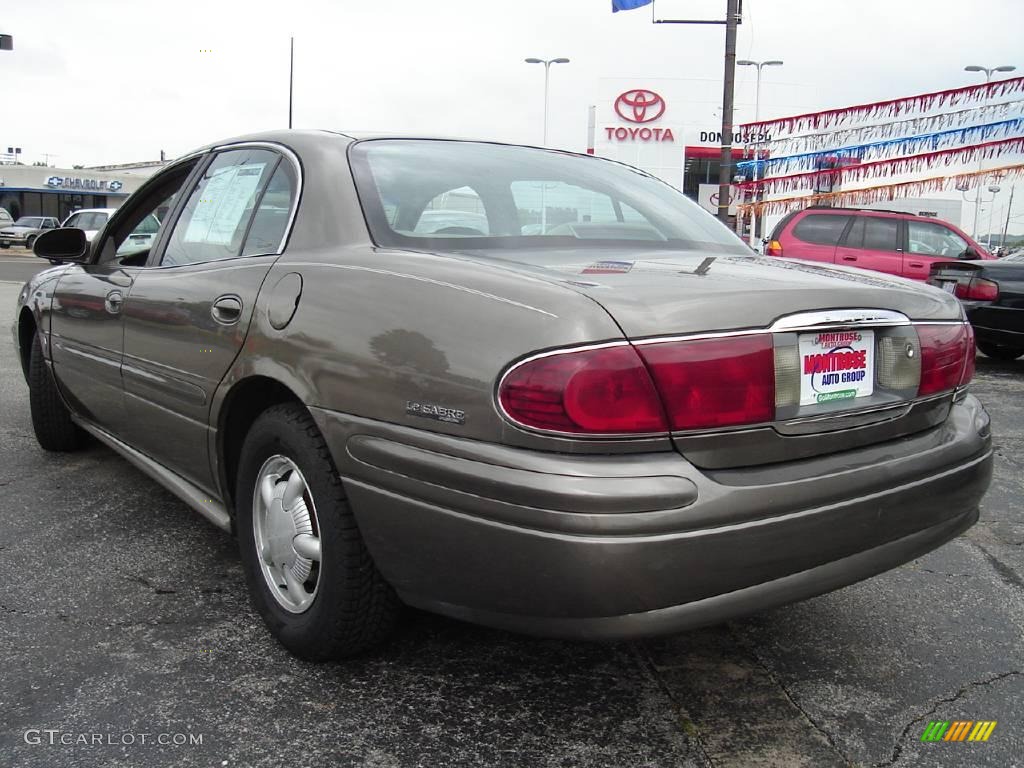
0,33,12,51
964,64,1016,237
986,185,1001,248
737,59,783,247
525,57,570,146
288,37,294,129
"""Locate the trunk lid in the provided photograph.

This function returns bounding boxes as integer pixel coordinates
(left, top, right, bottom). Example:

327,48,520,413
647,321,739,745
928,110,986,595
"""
465,248,967,468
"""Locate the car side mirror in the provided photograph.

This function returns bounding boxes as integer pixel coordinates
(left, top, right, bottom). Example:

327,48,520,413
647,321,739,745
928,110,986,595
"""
33,227,89,264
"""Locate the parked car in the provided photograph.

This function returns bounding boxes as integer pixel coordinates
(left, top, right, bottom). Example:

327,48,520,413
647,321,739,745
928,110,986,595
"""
766,207,995,280
14,132,991,660
0,207,13,229
0,216,61,249
929,256,1024,360
61,208,119,243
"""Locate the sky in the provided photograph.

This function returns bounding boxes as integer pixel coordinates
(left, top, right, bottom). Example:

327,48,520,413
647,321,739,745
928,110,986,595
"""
2,0,1023,231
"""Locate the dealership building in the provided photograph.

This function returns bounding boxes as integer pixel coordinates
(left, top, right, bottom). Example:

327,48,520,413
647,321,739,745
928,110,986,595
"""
0,161,164,223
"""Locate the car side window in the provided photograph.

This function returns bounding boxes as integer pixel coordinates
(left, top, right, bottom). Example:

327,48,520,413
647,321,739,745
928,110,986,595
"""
791,214,852,245
240,161,298,256
907,220,969,258
861,217,900,251
161,149,279,267
64,213,80,228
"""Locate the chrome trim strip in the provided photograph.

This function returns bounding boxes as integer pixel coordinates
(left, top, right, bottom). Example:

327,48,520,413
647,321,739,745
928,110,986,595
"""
74,418,232,532
210,140,303,255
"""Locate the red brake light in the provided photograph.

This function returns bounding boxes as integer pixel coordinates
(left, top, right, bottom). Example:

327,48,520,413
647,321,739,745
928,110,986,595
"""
766,239,784,257
498,345,668,434
917,324,972,396
961,323,976,386
637,335,775,430
953,277,999,301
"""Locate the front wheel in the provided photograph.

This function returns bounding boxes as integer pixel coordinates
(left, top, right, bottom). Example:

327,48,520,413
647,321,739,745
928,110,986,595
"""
25,235,36,250
236,403,400,660
978,341,1024,361
28,329,85,451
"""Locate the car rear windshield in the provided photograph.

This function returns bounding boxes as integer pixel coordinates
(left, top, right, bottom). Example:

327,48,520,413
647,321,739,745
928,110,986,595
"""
349,139,749,254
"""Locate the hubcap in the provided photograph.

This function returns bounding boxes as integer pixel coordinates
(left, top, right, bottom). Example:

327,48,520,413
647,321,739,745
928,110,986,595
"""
252,455,322,613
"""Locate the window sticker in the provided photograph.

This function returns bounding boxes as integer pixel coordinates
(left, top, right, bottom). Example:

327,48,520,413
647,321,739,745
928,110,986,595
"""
184,163,266,245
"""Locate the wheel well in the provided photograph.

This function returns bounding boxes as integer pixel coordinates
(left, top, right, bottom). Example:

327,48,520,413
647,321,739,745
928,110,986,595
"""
218,377,304,516
18,307,36,382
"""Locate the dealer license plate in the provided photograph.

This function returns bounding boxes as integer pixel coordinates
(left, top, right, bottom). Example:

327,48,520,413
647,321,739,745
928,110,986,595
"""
941,281,957,294
799,330,875,406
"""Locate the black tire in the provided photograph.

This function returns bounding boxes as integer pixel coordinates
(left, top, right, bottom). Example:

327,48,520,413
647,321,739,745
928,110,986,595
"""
28,330,85,451
977,341,1024,361
25,235,36,250
0,243,9,249
236,403,400,660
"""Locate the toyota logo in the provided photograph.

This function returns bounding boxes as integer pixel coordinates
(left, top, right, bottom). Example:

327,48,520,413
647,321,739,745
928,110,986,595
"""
615,89,666,123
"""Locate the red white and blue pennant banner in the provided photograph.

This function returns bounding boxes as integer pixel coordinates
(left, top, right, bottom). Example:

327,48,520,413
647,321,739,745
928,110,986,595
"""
738,163,1024,216
741,77,1024,138
753,99,1024,156
738,117,1024,176
737,136,1024,195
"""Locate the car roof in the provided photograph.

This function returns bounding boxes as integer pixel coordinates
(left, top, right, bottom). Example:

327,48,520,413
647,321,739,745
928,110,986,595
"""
66,208,118,215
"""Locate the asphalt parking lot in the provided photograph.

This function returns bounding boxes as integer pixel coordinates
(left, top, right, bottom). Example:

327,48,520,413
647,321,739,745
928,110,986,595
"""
0,266,1022,768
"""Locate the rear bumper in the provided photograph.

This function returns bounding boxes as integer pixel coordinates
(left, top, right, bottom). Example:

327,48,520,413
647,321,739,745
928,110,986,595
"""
966,305,1024,348
312,394,992,640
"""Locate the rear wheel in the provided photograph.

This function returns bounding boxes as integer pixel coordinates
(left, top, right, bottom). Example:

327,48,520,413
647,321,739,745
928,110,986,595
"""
28,330,85,451
978,342,1024,361
236,403,400,660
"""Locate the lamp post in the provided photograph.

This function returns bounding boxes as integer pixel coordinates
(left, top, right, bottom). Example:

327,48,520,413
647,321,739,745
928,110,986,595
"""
524,57,570,146
964,64,1016,237
0,34,12,51
985,185,1001,248
737,59,783,248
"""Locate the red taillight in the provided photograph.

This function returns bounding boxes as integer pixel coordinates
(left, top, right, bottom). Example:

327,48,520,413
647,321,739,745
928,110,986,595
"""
961,323,976,386
498,345,668,434
637,335,775,430
765,239,784,257
918,324,972,396
953,277,999,301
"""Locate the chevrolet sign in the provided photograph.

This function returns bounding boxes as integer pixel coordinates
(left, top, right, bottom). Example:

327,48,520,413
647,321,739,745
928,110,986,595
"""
46,176,124,192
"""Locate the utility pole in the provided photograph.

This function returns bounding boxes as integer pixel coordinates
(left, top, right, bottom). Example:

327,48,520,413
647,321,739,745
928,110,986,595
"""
715,0,740,224
1001,185,1015,252
652,1,742,225
288,37,294,129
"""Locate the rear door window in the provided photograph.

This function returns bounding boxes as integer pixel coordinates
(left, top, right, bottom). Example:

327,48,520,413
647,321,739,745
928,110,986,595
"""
791,214,852,245
161,149,278,266
861,216,900,251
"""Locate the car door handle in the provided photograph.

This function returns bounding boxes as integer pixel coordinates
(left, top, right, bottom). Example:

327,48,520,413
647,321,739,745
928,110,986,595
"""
840,255,857,262
104,290,124,315
211,295,243,325
909,262,925,268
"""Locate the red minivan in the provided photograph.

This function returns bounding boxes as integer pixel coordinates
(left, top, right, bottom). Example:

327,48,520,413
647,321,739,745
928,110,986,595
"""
766,208,995,280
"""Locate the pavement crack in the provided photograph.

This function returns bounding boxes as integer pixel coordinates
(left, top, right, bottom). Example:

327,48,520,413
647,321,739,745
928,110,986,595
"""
875,670,1022,767
630,642,716,768
734,628,854,767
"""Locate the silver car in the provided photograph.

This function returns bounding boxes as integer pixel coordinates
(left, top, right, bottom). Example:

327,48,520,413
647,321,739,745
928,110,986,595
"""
0,215,60,249
14,132,992,660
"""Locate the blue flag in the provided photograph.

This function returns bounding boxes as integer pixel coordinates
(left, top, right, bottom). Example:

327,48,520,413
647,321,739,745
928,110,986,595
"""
612,0,653,11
